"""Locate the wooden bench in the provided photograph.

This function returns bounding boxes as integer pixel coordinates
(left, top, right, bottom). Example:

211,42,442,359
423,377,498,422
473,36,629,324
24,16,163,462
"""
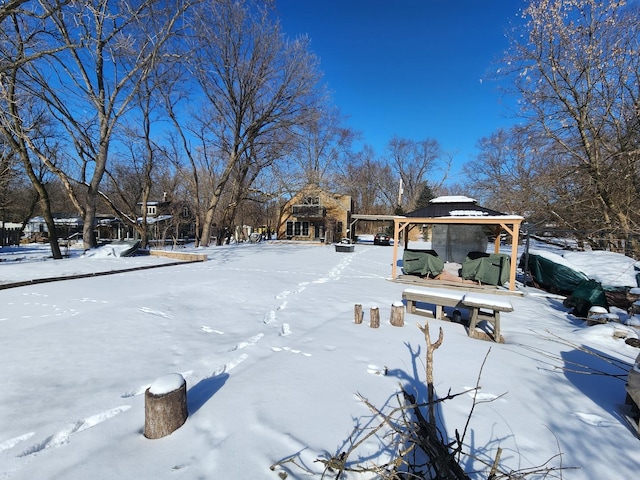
461,293,514,342
403,287,464,321
402,287,514,342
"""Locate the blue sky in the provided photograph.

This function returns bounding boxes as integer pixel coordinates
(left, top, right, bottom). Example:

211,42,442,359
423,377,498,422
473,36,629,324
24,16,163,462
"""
275,0,527,176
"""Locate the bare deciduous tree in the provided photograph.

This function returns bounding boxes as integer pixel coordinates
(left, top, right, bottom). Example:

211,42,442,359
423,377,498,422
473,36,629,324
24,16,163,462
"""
16,0,194,250
463,126,548,216
334,145,396,214
0,10,64,257
503,0,640,248
386,136,450,212
189,0,323,246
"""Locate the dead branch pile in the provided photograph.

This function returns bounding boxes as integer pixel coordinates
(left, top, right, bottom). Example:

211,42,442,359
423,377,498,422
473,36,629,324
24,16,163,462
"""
270,321,572,479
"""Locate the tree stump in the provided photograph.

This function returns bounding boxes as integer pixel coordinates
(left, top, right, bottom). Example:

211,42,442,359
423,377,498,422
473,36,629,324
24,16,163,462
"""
370,306,380,328
390,301,405,327
144,373,188,439
354,304,363,324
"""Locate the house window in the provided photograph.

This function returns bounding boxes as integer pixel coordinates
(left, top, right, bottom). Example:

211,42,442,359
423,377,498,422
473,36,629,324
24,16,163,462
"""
303,196,320,205
147,205,156,215
286,221,310,237
337,221,343,234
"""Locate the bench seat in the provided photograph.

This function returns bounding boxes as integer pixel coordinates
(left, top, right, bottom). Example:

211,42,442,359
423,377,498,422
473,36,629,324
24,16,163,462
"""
402,287,514,342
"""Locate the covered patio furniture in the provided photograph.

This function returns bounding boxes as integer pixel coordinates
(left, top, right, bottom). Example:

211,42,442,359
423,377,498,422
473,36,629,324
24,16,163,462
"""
461,252,511,286
402,249,444,278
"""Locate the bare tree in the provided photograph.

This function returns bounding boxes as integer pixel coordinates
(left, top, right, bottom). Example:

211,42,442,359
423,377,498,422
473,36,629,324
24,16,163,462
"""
504,0,640,247
0,0,31,23
334,145,396,214
386,136,450,212
286,107,358,189
189,0,323,246
0,11,65,258
462,126,548,216
14,0,195,250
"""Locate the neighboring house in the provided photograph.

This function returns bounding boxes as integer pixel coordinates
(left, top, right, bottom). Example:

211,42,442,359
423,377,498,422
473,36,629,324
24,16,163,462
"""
278,185,353,244
95,214,131,241
24,215,84,241
137,198,194,244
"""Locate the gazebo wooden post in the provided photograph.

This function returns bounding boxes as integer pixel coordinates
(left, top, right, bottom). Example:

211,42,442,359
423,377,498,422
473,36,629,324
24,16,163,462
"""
509,221,521,291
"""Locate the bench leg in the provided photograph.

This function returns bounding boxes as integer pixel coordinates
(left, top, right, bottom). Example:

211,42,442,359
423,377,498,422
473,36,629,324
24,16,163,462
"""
468,308,479,332
406,300,416,314
493,312,501,341
435,304,444,320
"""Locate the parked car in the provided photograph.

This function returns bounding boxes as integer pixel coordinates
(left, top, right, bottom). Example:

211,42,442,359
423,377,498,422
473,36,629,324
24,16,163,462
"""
373,233,391,246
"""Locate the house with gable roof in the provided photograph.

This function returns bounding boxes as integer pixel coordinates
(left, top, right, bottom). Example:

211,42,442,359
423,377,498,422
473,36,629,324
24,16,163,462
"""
278,184,353,244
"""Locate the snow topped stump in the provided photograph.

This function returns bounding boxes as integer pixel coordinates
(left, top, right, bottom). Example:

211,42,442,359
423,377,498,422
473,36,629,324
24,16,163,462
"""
390,301,404,327
144,373,188,439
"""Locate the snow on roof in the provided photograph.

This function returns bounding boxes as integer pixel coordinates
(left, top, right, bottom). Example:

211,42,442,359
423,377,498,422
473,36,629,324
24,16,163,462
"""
448,210,488,217
430,195,477,204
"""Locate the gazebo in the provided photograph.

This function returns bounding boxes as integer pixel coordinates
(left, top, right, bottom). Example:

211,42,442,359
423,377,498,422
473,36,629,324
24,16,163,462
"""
391,196,525,291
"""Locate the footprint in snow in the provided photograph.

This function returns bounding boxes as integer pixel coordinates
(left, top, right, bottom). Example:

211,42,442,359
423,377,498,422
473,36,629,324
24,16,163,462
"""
574,412,619,427
201,326,224,334
19,406,131,457
0,432,35,453
210,354,248,377
263,311,276,324
367,364,387,376
139,307,172,319
464,388,500,402
271,346,311,357
121,370,193,398
79,297,108,303
279,323,291,336
229,333,264,351
275,291,290,300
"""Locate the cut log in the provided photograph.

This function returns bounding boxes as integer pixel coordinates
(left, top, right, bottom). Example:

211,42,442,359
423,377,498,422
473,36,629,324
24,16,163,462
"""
390,301,405,327
354,303,363,324
144,373,188,439
370,306,380,328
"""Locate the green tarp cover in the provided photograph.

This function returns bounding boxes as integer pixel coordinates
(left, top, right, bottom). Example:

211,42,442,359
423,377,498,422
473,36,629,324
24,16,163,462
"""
461,253,511,286
519,253,588,295
402,249,444,277
563,279,609,317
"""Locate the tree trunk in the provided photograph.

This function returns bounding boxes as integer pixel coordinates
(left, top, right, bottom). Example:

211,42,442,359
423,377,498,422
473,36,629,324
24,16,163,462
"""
390,302,404,327
354,304,363,324
370,307,380,328
144,373,188,439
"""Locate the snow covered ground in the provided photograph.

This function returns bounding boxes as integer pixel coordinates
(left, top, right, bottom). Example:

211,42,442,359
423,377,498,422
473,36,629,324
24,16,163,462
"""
1,240,639,479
